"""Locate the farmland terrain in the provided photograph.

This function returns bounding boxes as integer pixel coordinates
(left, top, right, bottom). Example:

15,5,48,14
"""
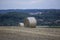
0,26,60,40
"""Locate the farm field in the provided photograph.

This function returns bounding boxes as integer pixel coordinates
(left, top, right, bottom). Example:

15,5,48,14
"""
0,26,60,40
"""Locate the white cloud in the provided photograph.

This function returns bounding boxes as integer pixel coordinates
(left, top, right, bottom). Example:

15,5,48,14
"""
0,0,60,9
0,0,43,5
14,0,40,5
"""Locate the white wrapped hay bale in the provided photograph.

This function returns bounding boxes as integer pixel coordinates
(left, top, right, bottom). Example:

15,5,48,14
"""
19,23,24,27
24,17,37,28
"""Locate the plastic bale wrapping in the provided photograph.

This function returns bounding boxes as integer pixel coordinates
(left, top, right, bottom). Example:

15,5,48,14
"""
19,23,24,27
24,17,37,28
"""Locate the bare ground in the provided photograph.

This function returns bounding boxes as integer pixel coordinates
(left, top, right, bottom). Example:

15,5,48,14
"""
0,26,60,40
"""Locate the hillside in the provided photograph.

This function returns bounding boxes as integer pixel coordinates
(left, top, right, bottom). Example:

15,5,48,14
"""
0,27,60,40
0,9,60,27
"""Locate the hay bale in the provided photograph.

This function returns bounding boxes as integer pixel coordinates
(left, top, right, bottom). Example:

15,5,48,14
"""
24,17,37,28
19,23,24,27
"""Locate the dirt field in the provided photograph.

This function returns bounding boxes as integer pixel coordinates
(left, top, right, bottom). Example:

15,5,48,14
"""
0,26,60,40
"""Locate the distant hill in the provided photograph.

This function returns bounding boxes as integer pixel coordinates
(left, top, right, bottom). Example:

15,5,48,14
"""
0,9,60,27
0,9,41,14
0,9,60,14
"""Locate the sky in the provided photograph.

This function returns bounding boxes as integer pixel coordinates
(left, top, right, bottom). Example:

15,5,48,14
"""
0,0,60,9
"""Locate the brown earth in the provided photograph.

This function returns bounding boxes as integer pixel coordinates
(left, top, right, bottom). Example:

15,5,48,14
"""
0,26,60,40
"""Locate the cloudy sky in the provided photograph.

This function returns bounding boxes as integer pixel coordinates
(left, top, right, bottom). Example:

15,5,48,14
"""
0,0,60,9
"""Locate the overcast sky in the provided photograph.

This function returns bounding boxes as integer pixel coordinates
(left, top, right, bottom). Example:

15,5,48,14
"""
0,0,60,9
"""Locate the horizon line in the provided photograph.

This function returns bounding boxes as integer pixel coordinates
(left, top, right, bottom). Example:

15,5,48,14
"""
0,9,60,10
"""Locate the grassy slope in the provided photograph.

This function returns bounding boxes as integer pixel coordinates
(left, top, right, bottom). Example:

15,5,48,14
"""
0,26,60,40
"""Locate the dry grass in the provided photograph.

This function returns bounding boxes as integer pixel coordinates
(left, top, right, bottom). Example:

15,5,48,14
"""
0,26,60,40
